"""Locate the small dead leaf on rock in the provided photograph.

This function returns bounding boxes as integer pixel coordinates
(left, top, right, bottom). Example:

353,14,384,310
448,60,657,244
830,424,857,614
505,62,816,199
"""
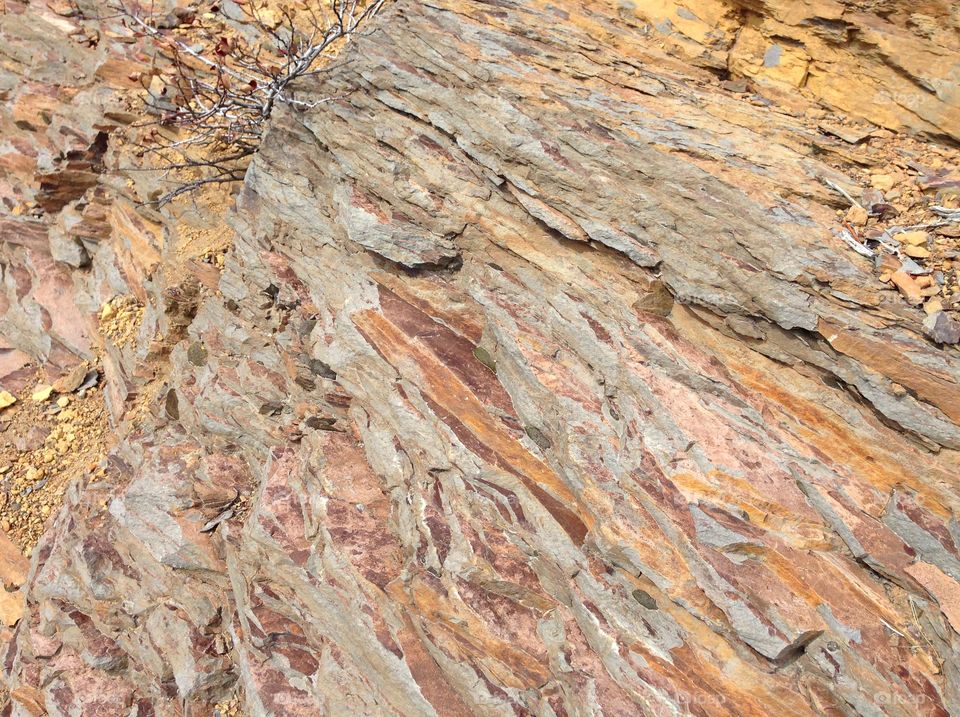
871,203,899,220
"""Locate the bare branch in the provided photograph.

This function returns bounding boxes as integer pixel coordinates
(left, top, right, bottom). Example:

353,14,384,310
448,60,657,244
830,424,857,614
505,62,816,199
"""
105,0,386,205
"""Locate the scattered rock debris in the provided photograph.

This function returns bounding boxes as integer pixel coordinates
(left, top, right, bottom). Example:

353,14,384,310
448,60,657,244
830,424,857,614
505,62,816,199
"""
823,134,960,338
100,295,145,347
0,367,109,552
2,0,960,714
213,689,244,717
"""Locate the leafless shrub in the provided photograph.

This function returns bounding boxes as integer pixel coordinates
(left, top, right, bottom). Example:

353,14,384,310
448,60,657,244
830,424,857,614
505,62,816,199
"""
113,0,385,205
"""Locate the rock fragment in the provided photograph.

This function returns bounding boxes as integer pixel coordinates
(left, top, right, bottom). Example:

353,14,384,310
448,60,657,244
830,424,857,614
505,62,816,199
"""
891,271,924,305
903,245,931,259
844,205,868,226
52,363,87,393
0,529,28,627
30,385,53,402
898,231,929,247
924,312,960,345
905,562,960,634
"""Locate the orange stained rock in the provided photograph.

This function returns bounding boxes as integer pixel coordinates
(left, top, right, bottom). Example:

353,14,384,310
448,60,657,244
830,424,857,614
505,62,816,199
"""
679,310,958,517
906,562,960,635
353,307,593,544
819,318,960,425
389,576,553,690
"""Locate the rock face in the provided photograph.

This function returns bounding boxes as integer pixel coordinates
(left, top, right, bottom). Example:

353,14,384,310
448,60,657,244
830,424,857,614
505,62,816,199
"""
3,0,960,716
624,0,960,141
0,0,150,393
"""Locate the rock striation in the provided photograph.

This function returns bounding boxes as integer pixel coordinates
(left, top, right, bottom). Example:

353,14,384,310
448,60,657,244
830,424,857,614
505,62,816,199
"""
2,0,960,715
623,0,960,142
0,0,151,393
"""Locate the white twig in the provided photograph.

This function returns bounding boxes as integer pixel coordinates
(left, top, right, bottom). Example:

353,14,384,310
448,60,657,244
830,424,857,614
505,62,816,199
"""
837,228,875,258
821,177,862,209
931,206,960,222
108,0,387,205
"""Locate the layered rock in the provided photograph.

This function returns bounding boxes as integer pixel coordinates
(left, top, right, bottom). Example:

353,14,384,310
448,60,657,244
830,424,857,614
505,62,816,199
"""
2,0,960,716
0,0,153,392
622,0,960,141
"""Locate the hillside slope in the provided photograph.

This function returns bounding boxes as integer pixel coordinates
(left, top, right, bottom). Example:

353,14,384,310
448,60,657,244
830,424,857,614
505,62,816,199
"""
2,0,960,715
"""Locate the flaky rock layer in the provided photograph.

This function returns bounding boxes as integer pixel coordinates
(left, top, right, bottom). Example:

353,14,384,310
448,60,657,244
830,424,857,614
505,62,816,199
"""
2,1,960,716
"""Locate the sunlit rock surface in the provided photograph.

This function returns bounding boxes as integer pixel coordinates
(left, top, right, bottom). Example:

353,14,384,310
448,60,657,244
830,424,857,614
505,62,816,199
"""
2,1,960,715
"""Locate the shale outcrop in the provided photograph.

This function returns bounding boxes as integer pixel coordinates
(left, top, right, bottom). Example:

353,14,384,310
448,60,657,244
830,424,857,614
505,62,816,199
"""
2,0,960,715
623,0,960,142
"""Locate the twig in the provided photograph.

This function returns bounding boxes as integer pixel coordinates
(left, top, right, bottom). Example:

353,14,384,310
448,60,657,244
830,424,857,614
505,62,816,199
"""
837,228,874,258
931,206,960,222
889,222,952,233
107,0,387,206
821,177,863,209
880,618,907,638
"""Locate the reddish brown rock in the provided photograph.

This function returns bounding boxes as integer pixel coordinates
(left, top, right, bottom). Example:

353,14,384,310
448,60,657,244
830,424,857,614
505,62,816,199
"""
2,0,960,715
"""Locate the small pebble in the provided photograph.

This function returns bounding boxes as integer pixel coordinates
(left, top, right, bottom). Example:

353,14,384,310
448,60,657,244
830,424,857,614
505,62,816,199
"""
844,205,869,226
31,385,53,402
897,231,928,247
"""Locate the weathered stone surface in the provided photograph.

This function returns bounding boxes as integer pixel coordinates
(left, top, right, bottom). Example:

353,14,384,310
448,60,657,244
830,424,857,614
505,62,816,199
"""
623,0,960,141
925,311,960,345
3,0,960,715
0,531,28,629
0,0,145,388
